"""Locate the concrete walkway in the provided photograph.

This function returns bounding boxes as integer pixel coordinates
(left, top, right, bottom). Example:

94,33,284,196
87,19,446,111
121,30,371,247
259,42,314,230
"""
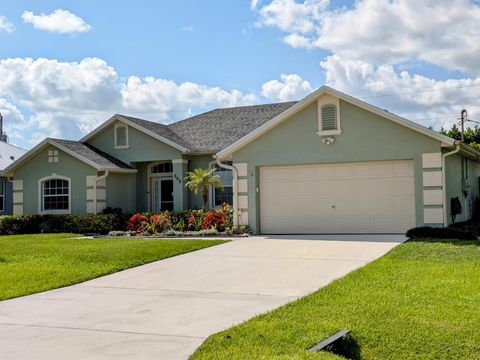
0,235,405,360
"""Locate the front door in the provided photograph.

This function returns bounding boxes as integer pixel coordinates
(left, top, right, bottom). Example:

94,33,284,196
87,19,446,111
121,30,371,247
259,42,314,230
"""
152,178,174,211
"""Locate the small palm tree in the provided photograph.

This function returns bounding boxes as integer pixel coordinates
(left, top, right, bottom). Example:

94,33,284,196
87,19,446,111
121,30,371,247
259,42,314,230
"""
185,168,223,209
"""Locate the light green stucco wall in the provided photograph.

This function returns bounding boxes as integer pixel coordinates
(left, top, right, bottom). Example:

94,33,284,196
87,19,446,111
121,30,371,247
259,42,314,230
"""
14,145,97,214
232,100,443,233
87,121,183,164
106,172,137,213
87,120,195,212
134,162,149,212
445,154,480,224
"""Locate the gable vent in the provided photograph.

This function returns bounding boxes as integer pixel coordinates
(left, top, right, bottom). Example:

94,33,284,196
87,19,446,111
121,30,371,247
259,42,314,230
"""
321,104,337,131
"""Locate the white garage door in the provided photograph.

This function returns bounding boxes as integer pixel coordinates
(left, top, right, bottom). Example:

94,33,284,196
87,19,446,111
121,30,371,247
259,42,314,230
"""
259,160,415,234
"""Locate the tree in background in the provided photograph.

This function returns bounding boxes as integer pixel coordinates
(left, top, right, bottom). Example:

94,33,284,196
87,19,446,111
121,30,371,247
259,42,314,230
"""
440,124,480,151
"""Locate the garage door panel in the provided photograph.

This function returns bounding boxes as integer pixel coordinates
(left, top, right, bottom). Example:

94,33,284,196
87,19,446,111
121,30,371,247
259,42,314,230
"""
394,198,415,214
393,178,414,195
260,160,415,234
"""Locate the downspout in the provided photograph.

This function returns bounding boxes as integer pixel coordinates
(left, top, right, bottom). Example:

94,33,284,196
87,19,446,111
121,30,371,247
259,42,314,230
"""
442,144,460,227
93,171,109,215
215,158,238,228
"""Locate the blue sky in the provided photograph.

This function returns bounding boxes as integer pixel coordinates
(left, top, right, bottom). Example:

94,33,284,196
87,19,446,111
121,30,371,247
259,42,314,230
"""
1,0,480,149
0,1,326,90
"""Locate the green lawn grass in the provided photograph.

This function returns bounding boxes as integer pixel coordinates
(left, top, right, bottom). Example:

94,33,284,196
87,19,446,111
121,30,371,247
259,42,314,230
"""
0,233,227,301
191,239,480,360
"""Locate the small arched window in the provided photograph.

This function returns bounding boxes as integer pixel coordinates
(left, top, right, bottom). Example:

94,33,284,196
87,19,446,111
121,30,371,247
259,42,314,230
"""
114,123,129,148
151,162,173,174
39,176,71,214
321,104,337,131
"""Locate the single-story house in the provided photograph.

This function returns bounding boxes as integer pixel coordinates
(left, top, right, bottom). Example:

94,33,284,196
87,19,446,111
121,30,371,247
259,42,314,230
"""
3,86,478,234
0,139,26,215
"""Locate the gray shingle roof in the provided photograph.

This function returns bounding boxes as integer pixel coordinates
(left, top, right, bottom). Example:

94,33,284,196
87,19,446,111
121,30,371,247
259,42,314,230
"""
168,102,297,152
121,115,191,149
116,102,297,153
52,139,133,169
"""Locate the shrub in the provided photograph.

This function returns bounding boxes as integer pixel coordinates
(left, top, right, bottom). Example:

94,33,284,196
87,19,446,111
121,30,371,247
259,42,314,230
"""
0,215,45,235
405,226,477,240
449,220,480,236
0,214,125,236
127,203,233,235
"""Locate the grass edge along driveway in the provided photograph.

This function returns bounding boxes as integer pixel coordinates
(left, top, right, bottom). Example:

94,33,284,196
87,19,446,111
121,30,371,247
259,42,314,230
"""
191,238,480,360
0,233,228,301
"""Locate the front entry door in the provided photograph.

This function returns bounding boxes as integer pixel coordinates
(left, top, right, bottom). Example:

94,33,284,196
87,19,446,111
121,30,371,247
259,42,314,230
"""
152,178,174,211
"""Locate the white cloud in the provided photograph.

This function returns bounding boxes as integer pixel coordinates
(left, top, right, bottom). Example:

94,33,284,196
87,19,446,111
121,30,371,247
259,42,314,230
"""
22,9,91,34
121,77,256,119
257,0,327,34
0,57,258,147
320,55,480,130
0,98,25,128
181,25,194,32
250,0,261,9
262,73,313,101
255,0,480,75
0,16,14,33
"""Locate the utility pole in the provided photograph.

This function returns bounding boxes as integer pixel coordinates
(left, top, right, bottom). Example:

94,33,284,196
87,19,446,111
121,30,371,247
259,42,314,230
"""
460,109,467,142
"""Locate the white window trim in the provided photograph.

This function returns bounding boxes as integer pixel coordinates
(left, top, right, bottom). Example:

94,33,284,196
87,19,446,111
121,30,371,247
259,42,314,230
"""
317,95,342,136
114,122,129,149
209,160,233,208
38,174,72,215
146,161,173,212
0,181,5,213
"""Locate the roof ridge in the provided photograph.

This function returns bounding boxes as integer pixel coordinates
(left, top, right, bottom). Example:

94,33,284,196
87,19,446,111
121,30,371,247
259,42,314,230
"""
119,114,170,127
167,101,298,129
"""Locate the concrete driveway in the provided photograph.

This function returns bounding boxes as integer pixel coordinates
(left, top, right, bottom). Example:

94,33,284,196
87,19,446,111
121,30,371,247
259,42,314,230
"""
0,235,405,360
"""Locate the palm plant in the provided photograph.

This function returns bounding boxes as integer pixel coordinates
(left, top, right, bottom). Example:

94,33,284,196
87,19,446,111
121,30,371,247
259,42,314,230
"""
184,168,223,209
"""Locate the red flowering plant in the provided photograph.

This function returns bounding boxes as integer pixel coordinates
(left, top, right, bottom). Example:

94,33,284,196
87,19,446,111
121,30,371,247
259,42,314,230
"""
219,203,233,231
203,210,227,231
127,205,233,235
188,210,204,231
147,212,172,234
127,213,148,232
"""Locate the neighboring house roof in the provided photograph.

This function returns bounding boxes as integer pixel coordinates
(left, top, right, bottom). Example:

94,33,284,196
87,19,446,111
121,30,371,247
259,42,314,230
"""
216,86,458,159
168,102,297,152
0,141,26,171
2,138,136,176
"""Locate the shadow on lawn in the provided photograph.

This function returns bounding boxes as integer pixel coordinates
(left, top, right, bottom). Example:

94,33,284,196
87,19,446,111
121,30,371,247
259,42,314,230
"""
317,333,362,360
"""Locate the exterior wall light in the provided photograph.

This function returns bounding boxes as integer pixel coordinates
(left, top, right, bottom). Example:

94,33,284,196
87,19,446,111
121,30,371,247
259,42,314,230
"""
321,137,335,145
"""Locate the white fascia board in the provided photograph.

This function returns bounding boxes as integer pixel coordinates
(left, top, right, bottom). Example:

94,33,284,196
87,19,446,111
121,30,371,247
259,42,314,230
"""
458,142,480,161
104,168,138,174
79,114,118,142
216,86,456,159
